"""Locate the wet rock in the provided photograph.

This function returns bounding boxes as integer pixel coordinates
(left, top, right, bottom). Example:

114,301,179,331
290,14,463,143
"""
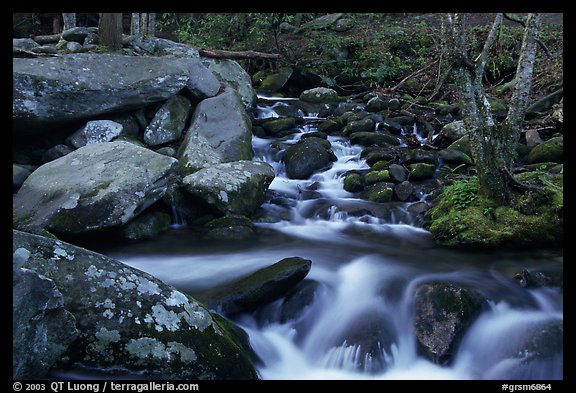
195,257,312,315
413,282,485,364
279,280,322,323
13,261,78,379
144,95,192,146
440,120,467,141
525,136,563,164
394,181,414,201
261,117,297,135
345,118,375,134
204,214,256,240
13,38,40,51
513,269,555,288
66,120,123,149
178,87,252,176
120,211,171,241
344,172,365,193
283,137,337,179
13,230,259,379
362,182,394,203
349,131,400,147
257,67,293,94
447,135,472,157
299,87,339,103
525,129,543,148
388,164,408,183
364,170,391,185
401,149,438,165
409,163,437,180
13,141,177,234
379,119,403,134
362,147,399,166
438,148,473,165
182,160,275,216
42,144,74,163
61,27,95,43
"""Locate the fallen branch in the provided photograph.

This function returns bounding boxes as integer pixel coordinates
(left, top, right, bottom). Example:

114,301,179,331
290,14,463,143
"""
197,48,281,60
391,59,439,91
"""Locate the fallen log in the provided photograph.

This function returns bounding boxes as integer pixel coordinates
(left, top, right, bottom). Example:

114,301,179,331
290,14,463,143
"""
198,48,281,60
31,33,62,45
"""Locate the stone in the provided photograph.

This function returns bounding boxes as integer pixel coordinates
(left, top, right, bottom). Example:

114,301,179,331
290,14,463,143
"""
13,141,177,234
409,163,437,180
42,144,74,163
282,137,337,179
66,120,123,149
525,136,563,164
13,164,32,191
344,172,364,193
62,27,94,43
201,58,255,107
13,230,258,379
440,120,467,141
257,67,293,94
364,170,391,185
299,87,339,103
182,160,275,216
349,132,400,147
362,182,394,203
394,181,414,201
195,257,312,315
120,211,171,241
144,95,192,146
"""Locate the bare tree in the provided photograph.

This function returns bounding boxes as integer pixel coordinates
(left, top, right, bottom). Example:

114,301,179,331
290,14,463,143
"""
62,13,76,31
444,13,542,205
131,13,141,44
99,13,123,52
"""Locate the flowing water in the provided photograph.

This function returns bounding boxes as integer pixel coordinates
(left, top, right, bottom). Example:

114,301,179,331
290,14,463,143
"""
85,96,563,380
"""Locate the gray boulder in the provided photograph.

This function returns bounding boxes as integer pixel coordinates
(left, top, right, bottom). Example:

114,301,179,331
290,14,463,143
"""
66,120,123,149
42,144,74,163
13,230,258,379
182,160,274,216
283,137,337,179
61,27,96,43
178,57,222,101
13,255,79,379
440,120,467,141
195,257,312,315
13,38,40,51
13,54,192,132
141,37,200,58
299,87,339,103
144,95,192,146
178,88,253,176
525,136,563,164
201,58,255,107
413,282,485,364
256,67,293,95
13,164,31,191
13,141,177,234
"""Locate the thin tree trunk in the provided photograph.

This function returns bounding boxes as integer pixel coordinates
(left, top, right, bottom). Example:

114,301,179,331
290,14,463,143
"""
141,13,149,38
62,13,76,31
131,13,141,45
147,13,156,37
99,13,123,52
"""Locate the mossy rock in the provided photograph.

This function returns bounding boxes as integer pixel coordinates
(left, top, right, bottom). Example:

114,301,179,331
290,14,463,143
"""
362,182,394,203
257,67,293,94
261,117,297,135
409,163,436,180
194,257,312,315
344,172,364,193
364,170,391,185
525,136,563,164
317,119,342,134
120,211,171,241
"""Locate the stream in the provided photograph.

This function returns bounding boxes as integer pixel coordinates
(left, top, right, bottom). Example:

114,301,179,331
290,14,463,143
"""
84,95,562,380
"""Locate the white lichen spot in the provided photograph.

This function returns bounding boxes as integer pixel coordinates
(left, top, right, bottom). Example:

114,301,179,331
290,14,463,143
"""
65,274,74,282
90,287,97,293
136,277,161,296
135,191,145,198
136,301,142,308
95,327,121,343
125,337,166,360
61,193,80,209
218,191,229,202
13,248,31,269
165,290,188,307
151,304,181,332
85,265,104,279
103,299,116,309
167,342,197,363
118,316,124,324
143,314,154,324
135,317,141,324
102,309,114,319
100,278,116,288
179,301,214,332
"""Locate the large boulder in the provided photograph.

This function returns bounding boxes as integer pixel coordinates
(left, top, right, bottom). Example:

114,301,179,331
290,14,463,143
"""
282,137,337,179
13,230,258,379
201,58,255,107
195,257,312,315
144,95,192,146
13,141,177,234
178,87,253,176
413,282,485,364
13,254,79,379
182,160,274,216
66,120,123,149
13,54,219,134
525,136,563,164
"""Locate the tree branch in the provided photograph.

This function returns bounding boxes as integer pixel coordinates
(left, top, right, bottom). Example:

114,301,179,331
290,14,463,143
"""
475,13,503,79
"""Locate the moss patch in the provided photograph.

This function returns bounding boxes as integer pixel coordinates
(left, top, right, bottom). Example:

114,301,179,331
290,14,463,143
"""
425,175,563,248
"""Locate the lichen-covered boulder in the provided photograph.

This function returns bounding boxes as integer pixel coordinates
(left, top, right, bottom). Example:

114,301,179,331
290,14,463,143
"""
13,54,190,133
182,160,274,216
440,120,467,141
178,87,253,176
256,67,293,95
525,136,563,164
144,95,192,146
13,251,79,379
13,230,259,379
13,141,177,234
195,257,312,315
201,58,255,107
66,120,123,149
413,282,485,364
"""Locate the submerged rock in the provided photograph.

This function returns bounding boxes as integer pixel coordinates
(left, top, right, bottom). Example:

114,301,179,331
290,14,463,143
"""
283,137,337,179
13,230,259,379
413,282,485,364
13,141,177,234
195,257,312,315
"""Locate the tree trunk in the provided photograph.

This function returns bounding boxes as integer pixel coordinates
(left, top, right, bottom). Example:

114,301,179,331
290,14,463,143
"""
99,13,123,52
141,13,149,38
62,13,76,31
52,14,62,34
147,13,156,37
131,13,141,45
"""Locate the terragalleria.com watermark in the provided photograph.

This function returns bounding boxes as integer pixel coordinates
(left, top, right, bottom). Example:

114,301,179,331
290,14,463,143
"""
13,382,199,393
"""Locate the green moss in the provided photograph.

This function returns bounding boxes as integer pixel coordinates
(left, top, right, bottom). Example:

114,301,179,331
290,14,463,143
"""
425,175,563,248
344,172,364,193
409,163,436,180
364,170,391,185
362,183,394,203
